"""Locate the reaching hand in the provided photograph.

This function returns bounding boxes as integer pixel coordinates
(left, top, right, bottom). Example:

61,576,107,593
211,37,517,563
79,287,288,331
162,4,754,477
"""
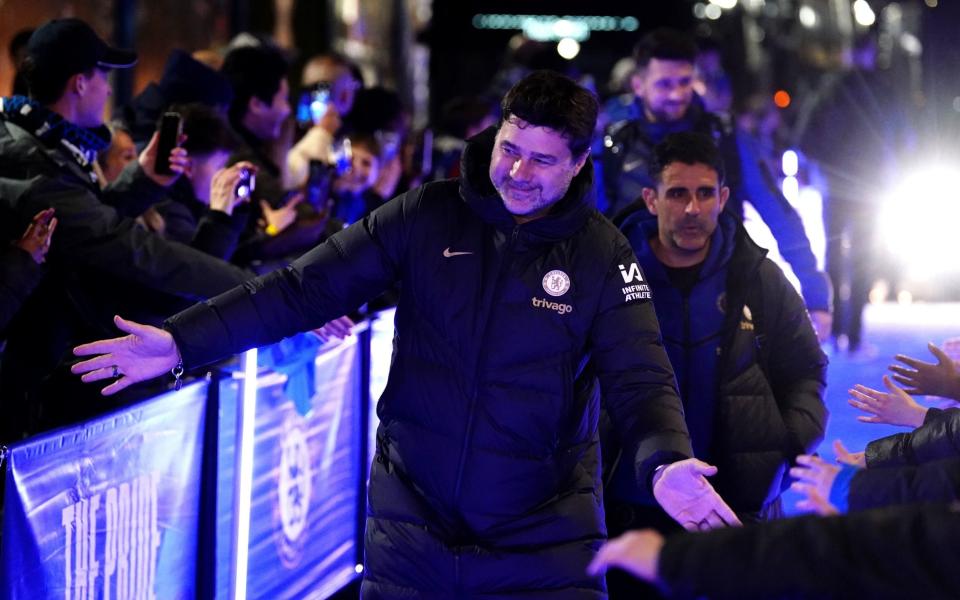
848,375,928,428
209,162,257,215
310,316,355,344
139,131,190,186
586,529,664,582
72,315,181,396
808,309,833,343
790,454,845,516
832,439,866,468
16,208,57,264
889,342,960,401
259,193,303,236
653,458,742,531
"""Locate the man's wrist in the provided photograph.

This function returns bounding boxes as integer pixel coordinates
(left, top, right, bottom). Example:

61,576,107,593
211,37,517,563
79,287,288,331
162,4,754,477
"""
651,464,669,488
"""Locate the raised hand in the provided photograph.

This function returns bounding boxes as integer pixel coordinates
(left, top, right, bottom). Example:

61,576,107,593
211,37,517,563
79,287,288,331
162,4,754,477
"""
833,439,866,468
890,342,960,401
139,130,191,186
259,193,303,236
790,454,844,516
586,529,664,581
654,458,742,531
849,375,928,428
72,315,181,396
209,162,258,215
16,207,57,264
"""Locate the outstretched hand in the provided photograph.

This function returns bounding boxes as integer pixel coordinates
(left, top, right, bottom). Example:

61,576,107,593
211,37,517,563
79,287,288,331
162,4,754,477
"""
790,454,844,516
889,342,960,401
832,439,866,468
849,375,928,428
654,458,742,531
72,315,180,396
586,529,664,581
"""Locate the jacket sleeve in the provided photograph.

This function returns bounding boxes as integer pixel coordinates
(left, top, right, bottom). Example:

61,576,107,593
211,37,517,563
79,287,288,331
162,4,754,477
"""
0,246,44,333
189,209,246,260
734,131,831,311
760,260,829,461
657,503,960,600
165,187,420,369
847,455,960,511
22,177,251,301
866,408,960,468
589,234,692,500
100,161,170,218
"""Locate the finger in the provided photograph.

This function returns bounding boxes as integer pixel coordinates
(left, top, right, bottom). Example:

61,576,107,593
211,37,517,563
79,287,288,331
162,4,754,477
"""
679,519,699,532
848,388,881,405
882,374,905,394
832,439,850,458
259,200,271,213
71,354,117,374
100,376,135,397
928,343,951,365
856,415,884,423
888,374,919,389
851,383,884,397
46,217,58,238
113,315,155,338
795,454,823,467
894,354,933,369
80,366,119,383
74,337,125,357
285,192,304,208
706,495,741,526
686,459,719,476
888,364,918,378
587,542,619,576
847,399,878,415
702,511,727,530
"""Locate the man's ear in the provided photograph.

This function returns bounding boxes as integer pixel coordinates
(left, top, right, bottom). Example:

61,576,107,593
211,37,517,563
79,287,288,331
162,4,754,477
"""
248,95,265,117
70,72,87,96
629,70,646,98
571,151,588,177
641,187,658,215
719,185,730,212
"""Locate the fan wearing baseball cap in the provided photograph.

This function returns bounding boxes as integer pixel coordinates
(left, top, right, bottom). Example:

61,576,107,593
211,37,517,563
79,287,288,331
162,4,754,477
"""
0,18,252,442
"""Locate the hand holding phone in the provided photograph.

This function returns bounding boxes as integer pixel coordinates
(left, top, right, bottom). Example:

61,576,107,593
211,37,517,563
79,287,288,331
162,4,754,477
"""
154,112,183,175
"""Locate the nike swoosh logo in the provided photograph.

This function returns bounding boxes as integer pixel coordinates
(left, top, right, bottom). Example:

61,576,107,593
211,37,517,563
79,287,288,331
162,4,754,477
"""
443,247,473,257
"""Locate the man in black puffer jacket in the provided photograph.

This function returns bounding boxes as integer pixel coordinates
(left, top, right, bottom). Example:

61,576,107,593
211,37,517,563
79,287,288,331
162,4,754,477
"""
74,71,741,598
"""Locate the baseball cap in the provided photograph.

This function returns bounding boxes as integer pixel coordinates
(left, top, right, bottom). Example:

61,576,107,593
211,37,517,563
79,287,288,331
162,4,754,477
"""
27,18,137,78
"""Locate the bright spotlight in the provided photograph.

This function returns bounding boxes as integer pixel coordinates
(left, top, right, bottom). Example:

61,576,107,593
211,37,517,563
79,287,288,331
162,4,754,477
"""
708,0,738,8
704,4,723,19
557,38,580,60
799,5,818,27
878,165,960,279
853,0,876,26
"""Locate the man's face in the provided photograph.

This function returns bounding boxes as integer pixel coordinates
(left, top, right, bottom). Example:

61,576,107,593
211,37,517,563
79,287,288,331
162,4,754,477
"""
488,116,587,223
642,161,729,265
189,149,232,203
76,67,112,128
249,78,291,141
631,58,695,123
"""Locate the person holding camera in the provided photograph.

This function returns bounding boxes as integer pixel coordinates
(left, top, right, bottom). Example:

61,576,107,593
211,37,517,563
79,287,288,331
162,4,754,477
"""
0,19,253,441
137,104,257,261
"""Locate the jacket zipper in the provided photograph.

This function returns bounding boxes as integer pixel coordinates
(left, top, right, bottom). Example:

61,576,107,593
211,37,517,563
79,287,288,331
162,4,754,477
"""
451,224,521,506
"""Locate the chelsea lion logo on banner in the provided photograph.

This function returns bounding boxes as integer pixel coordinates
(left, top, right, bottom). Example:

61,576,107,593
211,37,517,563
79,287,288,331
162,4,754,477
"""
542,270,571,297
276,417,313,567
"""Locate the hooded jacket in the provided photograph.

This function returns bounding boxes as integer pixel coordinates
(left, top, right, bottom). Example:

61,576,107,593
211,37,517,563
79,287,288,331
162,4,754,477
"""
613,210,827,521
165,127,693,598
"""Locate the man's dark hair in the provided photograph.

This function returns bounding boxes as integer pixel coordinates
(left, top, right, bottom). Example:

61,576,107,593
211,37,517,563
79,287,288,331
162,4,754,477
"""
439,95,496,139
220,45,289,127
9,29,34,63
633,28,698,69
169,103,240,156
499,70,598,158
650,131,725,185
19,55,94,105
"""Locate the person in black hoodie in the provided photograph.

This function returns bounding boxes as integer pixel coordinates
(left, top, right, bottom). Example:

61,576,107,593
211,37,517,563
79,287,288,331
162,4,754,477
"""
74,70,740,598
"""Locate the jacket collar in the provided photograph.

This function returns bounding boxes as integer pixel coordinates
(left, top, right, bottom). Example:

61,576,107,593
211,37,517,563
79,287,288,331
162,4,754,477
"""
458,126,595,243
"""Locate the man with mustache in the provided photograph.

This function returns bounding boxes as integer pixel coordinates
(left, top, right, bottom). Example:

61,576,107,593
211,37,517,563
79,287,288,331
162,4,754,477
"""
601,28,832,344
606,131,827,598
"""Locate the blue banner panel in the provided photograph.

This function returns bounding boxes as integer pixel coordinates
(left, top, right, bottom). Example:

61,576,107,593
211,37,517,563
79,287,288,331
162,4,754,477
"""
243,336,361,599
0,381,209,600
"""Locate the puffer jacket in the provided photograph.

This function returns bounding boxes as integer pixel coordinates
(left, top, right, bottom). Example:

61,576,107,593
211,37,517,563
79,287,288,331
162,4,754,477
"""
165,127,693,598
611,210,827,522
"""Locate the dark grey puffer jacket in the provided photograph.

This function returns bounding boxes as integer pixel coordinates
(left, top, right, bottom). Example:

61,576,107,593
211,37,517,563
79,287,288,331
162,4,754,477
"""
166,128,693,598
